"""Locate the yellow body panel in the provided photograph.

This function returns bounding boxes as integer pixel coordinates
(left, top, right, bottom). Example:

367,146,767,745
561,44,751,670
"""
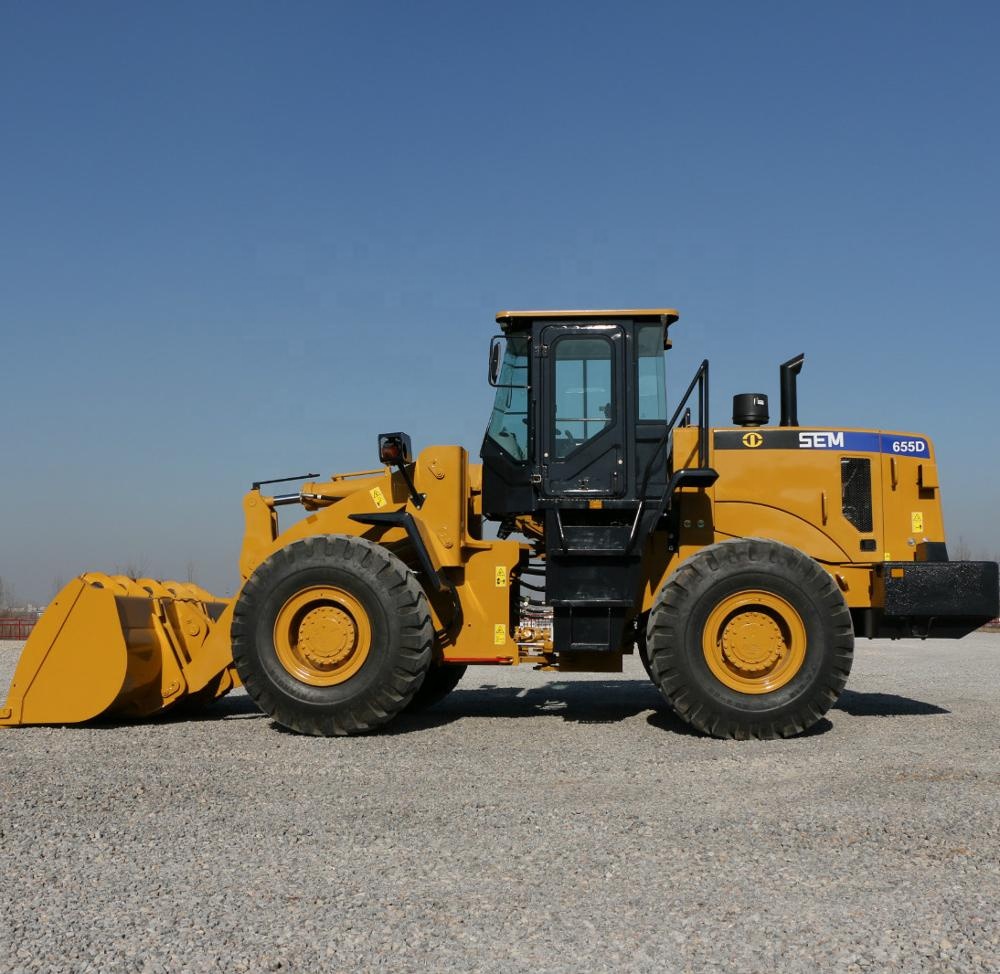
879,450,945,561
715,455,863,561
639,425,947,616
711,428,943,562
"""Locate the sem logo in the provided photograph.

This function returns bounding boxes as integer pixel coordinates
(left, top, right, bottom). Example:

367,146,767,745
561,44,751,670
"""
742,431,763,448
799,431,845,449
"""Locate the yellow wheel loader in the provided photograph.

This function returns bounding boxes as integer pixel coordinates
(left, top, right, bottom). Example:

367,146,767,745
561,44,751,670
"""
3,310,996,738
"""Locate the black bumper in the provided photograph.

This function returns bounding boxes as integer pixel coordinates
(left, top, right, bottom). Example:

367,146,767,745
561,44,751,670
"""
869,561,999,638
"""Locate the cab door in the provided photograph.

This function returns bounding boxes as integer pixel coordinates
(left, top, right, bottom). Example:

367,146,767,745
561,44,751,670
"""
539,324,626,497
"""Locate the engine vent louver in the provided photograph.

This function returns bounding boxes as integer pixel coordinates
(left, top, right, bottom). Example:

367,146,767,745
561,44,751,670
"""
841,457,873,532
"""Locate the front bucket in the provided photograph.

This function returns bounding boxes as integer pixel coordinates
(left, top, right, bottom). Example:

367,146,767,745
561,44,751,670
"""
0,574,237,727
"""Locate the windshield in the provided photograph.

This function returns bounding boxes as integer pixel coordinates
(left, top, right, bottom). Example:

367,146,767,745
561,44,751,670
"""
486,336,529,460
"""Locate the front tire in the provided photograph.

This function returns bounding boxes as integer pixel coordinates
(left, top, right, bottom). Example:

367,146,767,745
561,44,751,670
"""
231,535,433,736
646,538,853,739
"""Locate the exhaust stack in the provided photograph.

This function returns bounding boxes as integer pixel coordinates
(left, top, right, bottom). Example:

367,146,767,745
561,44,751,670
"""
779,354,805,427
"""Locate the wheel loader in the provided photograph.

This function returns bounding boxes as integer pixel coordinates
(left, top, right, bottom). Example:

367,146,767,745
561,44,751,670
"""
2,309,996,738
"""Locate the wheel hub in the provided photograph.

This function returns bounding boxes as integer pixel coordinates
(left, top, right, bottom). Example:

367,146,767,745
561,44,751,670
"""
298,605,358,669
701,590,807,695
721,610,783,672
272,586,372,687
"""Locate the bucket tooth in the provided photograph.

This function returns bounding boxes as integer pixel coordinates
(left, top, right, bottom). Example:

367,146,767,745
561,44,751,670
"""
0,574,235,727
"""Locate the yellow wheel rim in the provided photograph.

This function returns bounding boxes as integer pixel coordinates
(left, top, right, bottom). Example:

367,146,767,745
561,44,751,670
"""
702,590,807,695
272,586,372,687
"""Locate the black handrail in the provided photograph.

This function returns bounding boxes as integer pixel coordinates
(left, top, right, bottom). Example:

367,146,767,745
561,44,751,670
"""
639,358,709,498
627,359,712,549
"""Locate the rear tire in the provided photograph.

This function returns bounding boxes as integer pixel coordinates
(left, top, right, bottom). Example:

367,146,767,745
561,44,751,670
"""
646,538,853,739
404,662,468,711
231,535,433,736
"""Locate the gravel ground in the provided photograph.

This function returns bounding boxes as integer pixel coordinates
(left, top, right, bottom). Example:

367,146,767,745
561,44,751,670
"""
1,634,998,974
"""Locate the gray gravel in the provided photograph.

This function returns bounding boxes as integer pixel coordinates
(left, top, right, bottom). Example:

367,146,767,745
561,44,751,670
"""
1,634,998,973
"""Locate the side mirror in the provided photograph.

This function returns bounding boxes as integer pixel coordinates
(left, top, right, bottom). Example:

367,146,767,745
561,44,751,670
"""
488,337,503,386
378,432,413,466
377,432,424,509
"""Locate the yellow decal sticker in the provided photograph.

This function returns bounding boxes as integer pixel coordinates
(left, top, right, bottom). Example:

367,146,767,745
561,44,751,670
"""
370,486,387,509
911,511,924,533
495,566,507,587
742,431,763,448
884,552,892,561
493,623,506,645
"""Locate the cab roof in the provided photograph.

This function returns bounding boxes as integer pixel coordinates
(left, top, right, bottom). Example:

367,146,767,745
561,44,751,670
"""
496,308,679,326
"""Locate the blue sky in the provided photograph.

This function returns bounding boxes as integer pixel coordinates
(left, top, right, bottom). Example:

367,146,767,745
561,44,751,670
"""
2,1,998,602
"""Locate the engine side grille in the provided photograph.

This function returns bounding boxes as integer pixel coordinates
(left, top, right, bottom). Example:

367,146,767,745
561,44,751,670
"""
841,457,873,532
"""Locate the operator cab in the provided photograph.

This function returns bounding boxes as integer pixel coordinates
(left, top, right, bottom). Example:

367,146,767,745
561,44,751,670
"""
481,309,680,519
